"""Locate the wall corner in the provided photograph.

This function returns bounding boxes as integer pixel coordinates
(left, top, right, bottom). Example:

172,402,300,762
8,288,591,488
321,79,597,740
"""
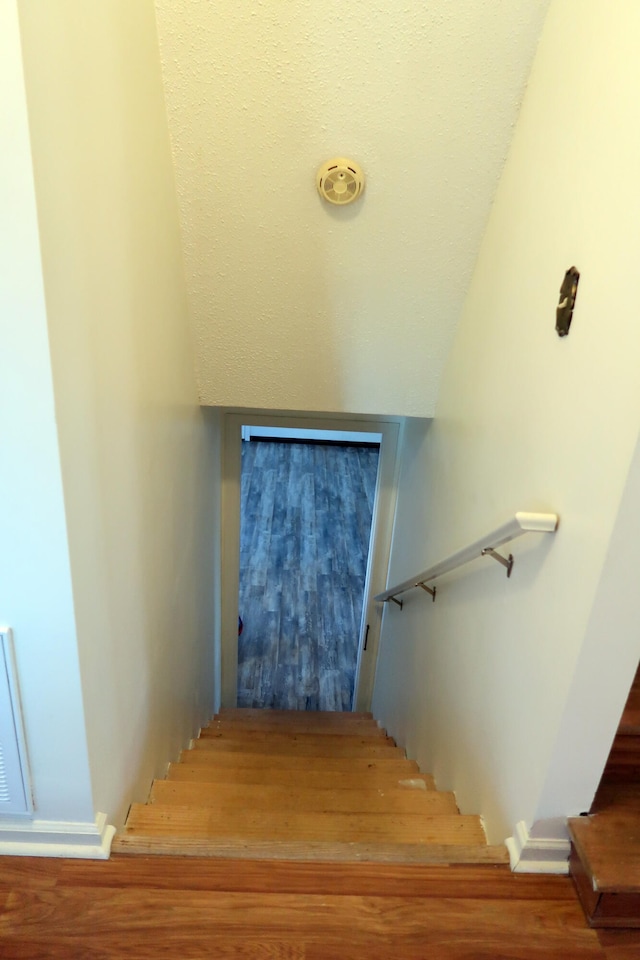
505,819,570,874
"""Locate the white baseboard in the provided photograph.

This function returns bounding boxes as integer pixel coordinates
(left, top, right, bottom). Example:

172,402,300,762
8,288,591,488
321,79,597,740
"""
506,820,570,874
0,811,115,859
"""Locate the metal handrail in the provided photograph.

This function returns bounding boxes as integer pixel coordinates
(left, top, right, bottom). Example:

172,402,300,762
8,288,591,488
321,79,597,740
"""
375,512,559,609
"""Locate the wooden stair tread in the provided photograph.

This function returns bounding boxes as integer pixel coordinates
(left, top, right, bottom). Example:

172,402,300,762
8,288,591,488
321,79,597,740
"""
206,715,387,737
624,667,640,704
168,763,436,791
591,779,640,813
569,812,640,893
190,737,404,758
618,712,640,736
121,803,487,845
111,834,508,864
177,750,420,775
605,747,640,776
149,779,458,814
201,727,391,745
217,708,374,726
619,665,640,735
607,734,640,754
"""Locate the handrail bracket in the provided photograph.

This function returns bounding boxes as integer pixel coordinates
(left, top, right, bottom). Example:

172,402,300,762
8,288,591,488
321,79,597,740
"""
481,548,514,578
389,596,403,609
418,583,436,601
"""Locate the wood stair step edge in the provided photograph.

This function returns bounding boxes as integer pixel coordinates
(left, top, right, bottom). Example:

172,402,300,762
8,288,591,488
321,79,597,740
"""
176,751,419,773
198,725,397,750
217,708,374,722
167,764,436,790
569,815,640,894
111,833,508,864
617,667,640,733
592,780,640,811
570,845,640,929
148,780,459,814
204,718,388,738
122,803,487,845
608,737,640,756
625,666,640,701
610,730,640,746
568,817,594,879
190,740,404,759
618,718,640,736
598,769,640,786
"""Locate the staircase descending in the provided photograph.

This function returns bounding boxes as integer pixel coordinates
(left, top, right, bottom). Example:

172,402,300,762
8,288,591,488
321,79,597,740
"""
113,709,508,864
569,665,640,927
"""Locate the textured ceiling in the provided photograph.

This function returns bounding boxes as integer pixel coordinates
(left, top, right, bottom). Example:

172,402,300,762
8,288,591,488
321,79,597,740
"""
155,0,550,416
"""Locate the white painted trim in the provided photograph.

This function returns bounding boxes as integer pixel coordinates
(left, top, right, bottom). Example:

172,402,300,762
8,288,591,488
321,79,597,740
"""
505,820,570,874
353,421,402,711
0,627,33,814
243,426,382,444
0,811,115,859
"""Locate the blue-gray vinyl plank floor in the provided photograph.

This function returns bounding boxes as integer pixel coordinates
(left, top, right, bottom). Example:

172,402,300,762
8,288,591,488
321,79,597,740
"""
238,440,379,711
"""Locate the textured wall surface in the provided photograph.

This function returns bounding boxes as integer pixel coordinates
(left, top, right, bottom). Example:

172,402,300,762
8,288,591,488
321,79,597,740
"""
155,0,550,416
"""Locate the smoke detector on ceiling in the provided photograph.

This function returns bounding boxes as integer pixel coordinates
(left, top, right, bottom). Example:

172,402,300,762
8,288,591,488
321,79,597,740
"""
316,158,364,206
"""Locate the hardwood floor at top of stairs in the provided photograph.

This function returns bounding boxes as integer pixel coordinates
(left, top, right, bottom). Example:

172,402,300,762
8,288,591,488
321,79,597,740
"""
0,855,638,959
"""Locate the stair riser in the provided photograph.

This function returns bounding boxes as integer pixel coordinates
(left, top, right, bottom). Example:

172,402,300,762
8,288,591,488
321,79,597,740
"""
168,765,436,791
178,751,420,775
570,847,640,927
112,834,509,864
149,781,458,814
206,719,387,738
201,728,392,745
217,709,374,725
190,740,404,759
123,804,487,845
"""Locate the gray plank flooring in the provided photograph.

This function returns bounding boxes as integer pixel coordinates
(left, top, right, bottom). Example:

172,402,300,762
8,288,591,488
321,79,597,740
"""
238,440,379,711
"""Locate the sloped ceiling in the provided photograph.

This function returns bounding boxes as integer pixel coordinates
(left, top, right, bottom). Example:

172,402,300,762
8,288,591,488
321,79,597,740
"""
155,0,550,416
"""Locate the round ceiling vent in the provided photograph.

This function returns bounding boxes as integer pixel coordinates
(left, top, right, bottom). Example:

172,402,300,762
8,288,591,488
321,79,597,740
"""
316,158,364,206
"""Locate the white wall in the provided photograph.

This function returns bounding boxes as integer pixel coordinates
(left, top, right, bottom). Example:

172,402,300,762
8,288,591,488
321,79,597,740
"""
18,0,218,827
373,0,640,848
155,0,549,417
0,0,95,837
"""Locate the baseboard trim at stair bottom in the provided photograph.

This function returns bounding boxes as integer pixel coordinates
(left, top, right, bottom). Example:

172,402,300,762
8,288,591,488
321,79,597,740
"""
112,835,509,865
506,820,570,874
0,812,115,859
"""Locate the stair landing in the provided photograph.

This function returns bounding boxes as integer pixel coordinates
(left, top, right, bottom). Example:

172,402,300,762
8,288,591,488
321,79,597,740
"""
113,709,508,865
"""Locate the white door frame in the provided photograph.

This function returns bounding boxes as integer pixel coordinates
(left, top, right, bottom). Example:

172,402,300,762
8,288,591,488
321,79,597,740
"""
219,410,402,712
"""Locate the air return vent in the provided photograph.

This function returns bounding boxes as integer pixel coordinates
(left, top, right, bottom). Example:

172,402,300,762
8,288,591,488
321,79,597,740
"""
316,158,365,205
0,628,31,814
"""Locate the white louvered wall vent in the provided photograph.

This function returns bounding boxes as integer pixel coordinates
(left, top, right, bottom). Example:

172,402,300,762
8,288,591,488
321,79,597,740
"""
0,628,31,814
